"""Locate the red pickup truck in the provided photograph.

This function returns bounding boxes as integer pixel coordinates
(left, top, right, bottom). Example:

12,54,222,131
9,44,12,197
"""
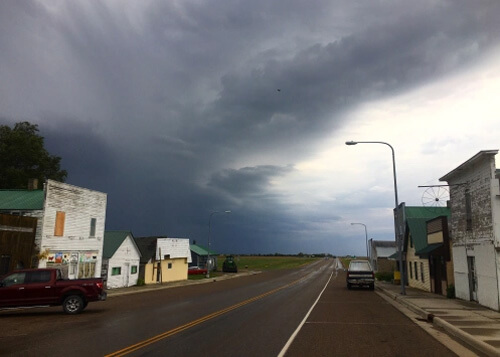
0,268,107,314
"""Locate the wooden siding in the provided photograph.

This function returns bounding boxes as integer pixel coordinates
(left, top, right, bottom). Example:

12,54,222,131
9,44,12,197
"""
144,258,188,285
0,214,37,274
38,180,107,279
104,236,141,289
406,234,431,292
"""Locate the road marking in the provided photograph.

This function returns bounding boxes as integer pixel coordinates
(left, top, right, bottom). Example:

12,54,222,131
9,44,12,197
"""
105,272,314,357
277,266,336,357
305,321,410,326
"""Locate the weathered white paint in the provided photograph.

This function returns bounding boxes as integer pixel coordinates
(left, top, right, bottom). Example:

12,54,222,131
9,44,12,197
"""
37,180,107,279
441,150,500,310
452,245,470,301
156,238,192,263
105,235,141,289
475,242,499,310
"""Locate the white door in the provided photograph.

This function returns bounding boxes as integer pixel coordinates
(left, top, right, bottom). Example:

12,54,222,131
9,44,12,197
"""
124,263,130,287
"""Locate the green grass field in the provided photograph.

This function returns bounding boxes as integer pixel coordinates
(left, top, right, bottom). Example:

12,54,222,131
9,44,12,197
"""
219,256,320,271
188,255,320,280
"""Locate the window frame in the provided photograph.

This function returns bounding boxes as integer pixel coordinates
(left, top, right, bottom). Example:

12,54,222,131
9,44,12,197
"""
90,218,97,237
54,211,65,236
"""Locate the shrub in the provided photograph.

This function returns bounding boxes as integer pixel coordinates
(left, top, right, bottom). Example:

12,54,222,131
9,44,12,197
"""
136,278,145,286
375,272,393,282
447,284,455,299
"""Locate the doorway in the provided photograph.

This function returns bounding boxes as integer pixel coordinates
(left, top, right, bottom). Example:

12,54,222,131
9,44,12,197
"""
467,256,478,302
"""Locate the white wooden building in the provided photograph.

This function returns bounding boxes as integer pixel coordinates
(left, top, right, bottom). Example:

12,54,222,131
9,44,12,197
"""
440,150,500,310
0,179,107,279
102,231,141,288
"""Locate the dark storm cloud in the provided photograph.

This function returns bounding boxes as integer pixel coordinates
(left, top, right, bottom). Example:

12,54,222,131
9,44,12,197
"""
209,165,295,197
1,0,500,253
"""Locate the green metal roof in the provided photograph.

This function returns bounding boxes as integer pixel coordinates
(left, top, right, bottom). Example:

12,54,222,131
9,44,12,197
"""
103,231,140,259
407,218,432,253
190,244,217,256
405,206,450,253
415,243,443,257
404,206,450,219
0,190,44,210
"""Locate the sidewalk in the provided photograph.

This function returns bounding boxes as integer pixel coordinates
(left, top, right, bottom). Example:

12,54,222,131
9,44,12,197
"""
106,270,261,298
377,281,500,357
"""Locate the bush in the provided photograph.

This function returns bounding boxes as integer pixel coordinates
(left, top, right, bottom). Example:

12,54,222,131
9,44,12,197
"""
375,272,393,282
447,284,455,299
136,278,145,286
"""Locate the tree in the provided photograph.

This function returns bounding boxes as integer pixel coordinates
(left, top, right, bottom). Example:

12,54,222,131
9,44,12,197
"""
0,121,67,189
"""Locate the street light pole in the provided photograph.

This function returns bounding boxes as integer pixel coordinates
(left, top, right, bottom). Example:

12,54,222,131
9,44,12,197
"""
346,140,405,295
206,210,231,278
351,222,369,259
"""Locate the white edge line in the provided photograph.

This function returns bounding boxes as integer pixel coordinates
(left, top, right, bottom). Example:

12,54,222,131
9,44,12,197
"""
277,266,336,357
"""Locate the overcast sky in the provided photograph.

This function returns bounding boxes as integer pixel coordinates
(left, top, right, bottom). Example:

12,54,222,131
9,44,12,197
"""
1,0,500,255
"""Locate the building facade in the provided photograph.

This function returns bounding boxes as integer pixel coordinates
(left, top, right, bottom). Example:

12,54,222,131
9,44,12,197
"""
102,231,141,289
0,180,107,279
368,239,396,273
440,150,500,310
135,237,192,285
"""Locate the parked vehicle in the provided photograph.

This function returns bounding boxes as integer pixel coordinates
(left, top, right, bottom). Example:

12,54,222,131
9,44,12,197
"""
222,255,238,273
0,268,107,314
346,260,375,290
188,265,208,275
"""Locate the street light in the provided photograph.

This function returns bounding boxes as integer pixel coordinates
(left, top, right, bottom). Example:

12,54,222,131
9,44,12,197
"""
346,140,405,295
351,222,369,259
206,210,231,278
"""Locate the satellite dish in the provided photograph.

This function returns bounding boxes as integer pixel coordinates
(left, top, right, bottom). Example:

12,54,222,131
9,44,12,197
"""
421,187,449,209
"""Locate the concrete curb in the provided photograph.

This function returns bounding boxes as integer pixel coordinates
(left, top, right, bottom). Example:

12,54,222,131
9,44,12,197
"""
377,286,500,357
432,316,500,357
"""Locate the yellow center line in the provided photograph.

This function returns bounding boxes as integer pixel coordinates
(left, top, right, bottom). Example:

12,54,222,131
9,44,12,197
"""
105,275,309,357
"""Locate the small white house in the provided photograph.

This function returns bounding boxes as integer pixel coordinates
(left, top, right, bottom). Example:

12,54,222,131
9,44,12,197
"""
102,231,141,289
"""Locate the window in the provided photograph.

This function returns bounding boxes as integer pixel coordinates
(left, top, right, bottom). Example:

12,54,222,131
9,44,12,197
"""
2,272,26,287
54,211,65,236
111,267,121,276
168,263,172,269
421,262,424,282
90,218,96,237
409,262,413,279
0,255,11,275
465,189,472,231
414,262,418,281
131,265,138,274
26,270,51,283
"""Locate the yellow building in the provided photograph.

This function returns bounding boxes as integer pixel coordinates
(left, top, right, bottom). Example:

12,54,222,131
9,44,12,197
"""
399,204,451,295
135,237,192,285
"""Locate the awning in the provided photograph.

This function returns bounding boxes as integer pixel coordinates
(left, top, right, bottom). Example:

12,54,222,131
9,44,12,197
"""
415,243,443,258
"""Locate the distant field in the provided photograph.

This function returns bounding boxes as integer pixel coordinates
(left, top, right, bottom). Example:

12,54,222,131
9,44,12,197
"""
216,255,320,271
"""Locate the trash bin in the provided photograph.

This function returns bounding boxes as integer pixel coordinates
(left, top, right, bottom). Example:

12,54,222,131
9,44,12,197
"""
393,271,401,285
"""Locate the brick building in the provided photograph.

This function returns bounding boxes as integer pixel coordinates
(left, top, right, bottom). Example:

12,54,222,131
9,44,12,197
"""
440,150,500,310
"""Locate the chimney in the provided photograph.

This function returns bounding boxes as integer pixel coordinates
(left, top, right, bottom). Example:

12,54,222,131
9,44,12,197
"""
28,179,39,190
193,240,197,245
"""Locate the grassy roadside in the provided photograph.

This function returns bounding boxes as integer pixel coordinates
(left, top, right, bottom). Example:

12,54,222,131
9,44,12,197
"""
221,256,320,271
188,256,321,280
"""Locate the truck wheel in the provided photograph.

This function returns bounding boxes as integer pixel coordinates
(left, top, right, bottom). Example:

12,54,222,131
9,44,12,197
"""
63,295,85,314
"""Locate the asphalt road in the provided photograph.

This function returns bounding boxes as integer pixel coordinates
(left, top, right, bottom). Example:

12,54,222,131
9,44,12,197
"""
0,258,457,357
